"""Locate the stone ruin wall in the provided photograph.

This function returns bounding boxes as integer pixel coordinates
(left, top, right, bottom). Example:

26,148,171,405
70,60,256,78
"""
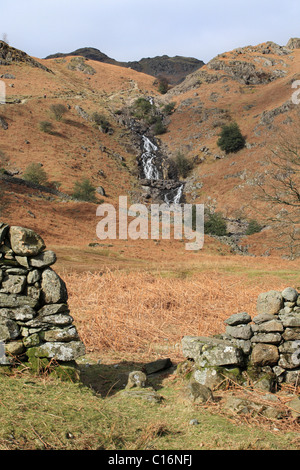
2,220,300,394
181,287,300,391
0,222,85,374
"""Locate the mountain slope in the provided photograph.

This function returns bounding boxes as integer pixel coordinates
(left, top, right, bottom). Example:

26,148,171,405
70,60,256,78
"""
157,40,300,206
45,47,204,84
1,38,300,258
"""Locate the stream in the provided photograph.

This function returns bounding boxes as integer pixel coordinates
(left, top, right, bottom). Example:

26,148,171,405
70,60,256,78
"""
140,135,183,205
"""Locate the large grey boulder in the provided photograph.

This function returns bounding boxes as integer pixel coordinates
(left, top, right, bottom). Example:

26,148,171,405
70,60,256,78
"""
184,380,214,403
225,324,253,340
251,343,279,366
29,250,57,268
9,226,45,256
41,268,68,304
282,287,298,302
224,312,251,326
256,290,283,315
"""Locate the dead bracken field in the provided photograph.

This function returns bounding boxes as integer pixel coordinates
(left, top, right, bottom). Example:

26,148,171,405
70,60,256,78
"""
64,267,296,360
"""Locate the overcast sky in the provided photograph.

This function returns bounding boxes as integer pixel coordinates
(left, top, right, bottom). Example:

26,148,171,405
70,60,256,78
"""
0,0,299,63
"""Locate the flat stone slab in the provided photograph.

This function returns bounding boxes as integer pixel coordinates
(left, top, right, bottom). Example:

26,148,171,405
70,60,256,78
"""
30,250,57,268
182,336,244,367
0,293,38,309
28,340,85,361
142,358,172,375
224,312,251,326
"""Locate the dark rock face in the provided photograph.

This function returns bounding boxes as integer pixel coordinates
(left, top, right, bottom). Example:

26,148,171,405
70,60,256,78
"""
0,223,85,369
45,47,204,85
126,55,205,85
45,47,117,64
0,41,52,72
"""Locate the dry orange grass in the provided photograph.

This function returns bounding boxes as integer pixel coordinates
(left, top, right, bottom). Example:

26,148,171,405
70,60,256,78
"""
64,269,288,360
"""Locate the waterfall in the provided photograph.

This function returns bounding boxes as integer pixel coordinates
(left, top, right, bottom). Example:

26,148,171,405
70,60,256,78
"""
140,134,183,205
141,135,159,180
164,184,183,205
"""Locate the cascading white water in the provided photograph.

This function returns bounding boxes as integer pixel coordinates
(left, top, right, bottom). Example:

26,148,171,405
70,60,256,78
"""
164,184,184,205
140,134,183,205
141,135,159,180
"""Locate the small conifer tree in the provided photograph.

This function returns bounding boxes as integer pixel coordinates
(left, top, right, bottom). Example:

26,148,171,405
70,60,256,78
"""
217,122,246,154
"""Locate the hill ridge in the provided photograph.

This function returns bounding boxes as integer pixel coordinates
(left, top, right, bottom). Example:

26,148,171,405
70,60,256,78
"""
44,46,204,84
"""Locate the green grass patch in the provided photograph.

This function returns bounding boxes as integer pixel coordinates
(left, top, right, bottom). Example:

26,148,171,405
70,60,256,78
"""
0,359,299,450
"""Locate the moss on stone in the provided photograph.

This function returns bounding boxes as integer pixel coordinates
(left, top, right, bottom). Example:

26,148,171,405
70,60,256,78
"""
49,361,80,382
26,347,50,373
25,348,80,381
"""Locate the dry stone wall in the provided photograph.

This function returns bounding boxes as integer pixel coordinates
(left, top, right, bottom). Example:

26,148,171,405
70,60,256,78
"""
182,287,300,391
0,222,85,372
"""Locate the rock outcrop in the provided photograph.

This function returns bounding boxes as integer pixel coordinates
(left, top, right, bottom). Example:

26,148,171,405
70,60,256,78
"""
45,47,205,85
207,58,287,85
0,223,85,377
286,38,300,50
0,41,53,73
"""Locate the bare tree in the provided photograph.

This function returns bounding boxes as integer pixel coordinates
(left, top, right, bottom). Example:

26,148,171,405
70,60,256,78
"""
252,112,300,258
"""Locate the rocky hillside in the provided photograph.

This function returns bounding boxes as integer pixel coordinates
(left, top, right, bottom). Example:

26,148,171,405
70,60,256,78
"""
0,38,300,257
154,38,300,252
45,47,204,84
0,41,52,72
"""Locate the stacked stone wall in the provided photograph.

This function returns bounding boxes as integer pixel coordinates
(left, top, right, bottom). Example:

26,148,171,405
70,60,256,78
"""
0,223,85,373
182,287,300,391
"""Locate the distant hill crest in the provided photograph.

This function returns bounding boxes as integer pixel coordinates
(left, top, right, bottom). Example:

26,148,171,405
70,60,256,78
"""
45,47,205,84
